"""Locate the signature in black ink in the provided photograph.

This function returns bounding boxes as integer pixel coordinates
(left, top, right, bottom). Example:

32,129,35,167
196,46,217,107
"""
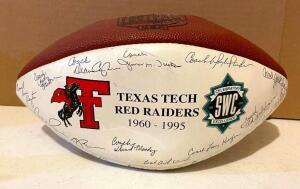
123,48,152,58
144,133,241,166
241,96,276,128
117,58,181,71
72,61,120,77
34,71,61,90
68,56,91,66
121,48,181,69
117,59,144,71
47,118,67,137
222,133,241,145
48,118,61,126
276,87,287,108
144,141,220,166
71,137,104,150
185,52,253,69
112,136,157,156
16,81,39,114
189,142,220,155
156,60,181,68
16,81,37,104
262,67,288,89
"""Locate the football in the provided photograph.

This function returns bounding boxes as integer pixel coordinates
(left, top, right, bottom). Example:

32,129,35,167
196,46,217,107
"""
16,14,288,170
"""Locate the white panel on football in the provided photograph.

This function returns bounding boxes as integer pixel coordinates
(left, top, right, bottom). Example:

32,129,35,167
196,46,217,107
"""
16,43,288,170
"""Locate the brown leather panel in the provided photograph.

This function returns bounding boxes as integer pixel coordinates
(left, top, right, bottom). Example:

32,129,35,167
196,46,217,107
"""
18,15,287,78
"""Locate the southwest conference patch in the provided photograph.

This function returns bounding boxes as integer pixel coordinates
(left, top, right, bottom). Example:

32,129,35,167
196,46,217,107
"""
203,74,248,133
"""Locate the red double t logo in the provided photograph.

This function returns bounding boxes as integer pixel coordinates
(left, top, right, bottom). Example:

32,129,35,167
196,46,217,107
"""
51,77,110,129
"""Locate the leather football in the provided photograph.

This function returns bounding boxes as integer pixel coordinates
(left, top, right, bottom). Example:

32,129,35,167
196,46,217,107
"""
16,14,288,170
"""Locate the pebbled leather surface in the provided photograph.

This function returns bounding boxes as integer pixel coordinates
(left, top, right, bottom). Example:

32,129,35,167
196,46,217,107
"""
18,15,287,78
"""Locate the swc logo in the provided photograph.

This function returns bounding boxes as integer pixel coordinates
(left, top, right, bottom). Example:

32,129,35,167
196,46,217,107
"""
203,74,248,133
51,77,110,129
214,93,239,118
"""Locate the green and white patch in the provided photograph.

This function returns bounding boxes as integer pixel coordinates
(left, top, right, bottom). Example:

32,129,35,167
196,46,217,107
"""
203,74,248,133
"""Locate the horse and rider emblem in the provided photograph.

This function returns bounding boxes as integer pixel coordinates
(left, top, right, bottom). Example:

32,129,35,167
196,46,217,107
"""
51,83,83,127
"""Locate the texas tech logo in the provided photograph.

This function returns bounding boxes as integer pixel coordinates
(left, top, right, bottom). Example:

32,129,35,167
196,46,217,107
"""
51,77,110,129
203,74,248,133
